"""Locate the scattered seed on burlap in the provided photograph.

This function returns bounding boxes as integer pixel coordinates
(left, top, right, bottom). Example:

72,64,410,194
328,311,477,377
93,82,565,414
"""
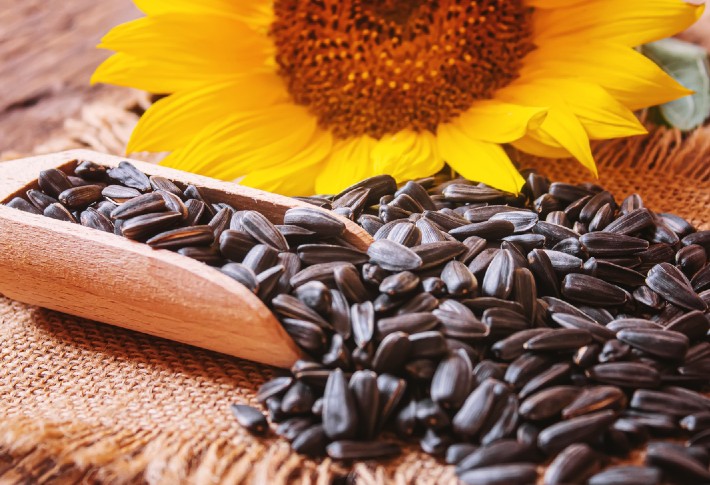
7,159,710,483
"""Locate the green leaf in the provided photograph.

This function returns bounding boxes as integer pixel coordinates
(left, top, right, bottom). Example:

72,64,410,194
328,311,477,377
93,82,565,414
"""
643,38,710,131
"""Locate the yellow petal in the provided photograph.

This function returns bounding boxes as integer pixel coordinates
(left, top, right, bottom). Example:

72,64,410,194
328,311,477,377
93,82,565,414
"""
371,130,444,183
128,73,290,153
240,131,332,196
98,14,272,76
520,42,692,110
534,0,704,47
454,100,548,144
133,0,273,27
499,81,597,176
315,136,379,194
536,80,647,140
436,124,525,194
526,0,586,7
511,136,574,159
92,53,218,93
161,103,323,180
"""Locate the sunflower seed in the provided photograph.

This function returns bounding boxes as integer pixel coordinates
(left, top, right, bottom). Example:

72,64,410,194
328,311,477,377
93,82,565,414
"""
538,410,616,455
646,441,710,482
106,161,151,191
562,385,627,419
616,327,689,361
238,210,289,251
524,328,592,352
691,265,710,293
6,197,42,215
367,239,423,271
456,440,537,472
334,174,396,206
411,241,466,269
587,362,660,388
682,230,710,251
37,168,74,198
57,185,104,209
386,221,422,247
459,463,538,485
580,232,649,256
347,370,379,440
372,331,410,374
326,440,400,460
588,466,661,485
446,443,479,465
291,424,328,457
543,443,600,485
528,248,561,297
24,189,56,212
646,262,707,311
281,318,327,353
350,301,375,348
453,378,509,437
443,184,508,203
450,220,516,240
431,351,473,410
377,312,439,337
519,385,579,421
120,211,182,240
664,310,709,342
235,244,276,275
561,273,628,307
230,404,268,436
80,207,114,233
439,260,476,296
677,245,708,278
376,374,407,431
284,207,345,237
552,313,615,342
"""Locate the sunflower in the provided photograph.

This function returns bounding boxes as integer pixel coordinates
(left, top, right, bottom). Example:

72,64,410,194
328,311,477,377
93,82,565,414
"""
93,0,703,195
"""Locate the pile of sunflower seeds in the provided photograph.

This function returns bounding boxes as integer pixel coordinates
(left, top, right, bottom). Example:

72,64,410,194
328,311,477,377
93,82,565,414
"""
6,160,710,485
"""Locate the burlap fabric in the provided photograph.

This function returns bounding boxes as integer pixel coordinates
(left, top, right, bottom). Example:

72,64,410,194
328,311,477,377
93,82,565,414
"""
0,103,709,484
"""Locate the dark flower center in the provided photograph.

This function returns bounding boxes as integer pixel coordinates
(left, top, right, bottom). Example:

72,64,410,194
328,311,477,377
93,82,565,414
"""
271,0,535,139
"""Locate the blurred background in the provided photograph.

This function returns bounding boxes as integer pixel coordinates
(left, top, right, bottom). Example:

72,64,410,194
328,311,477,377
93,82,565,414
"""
0,0,708,158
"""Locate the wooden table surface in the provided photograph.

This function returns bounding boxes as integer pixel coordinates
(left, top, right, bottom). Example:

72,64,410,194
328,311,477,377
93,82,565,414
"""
0,1,708,156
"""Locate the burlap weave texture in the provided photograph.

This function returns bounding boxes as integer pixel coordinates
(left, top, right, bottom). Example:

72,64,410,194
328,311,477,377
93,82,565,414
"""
0,118,709,484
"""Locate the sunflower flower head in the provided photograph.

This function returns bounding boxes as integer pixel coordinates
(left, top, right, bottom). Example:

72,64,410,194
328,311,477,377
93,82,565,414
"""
93,0,703,195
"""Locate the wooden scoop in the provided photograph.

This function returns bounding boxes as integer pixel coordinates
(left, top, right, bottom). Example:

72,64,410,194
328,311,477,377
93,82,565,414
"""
0,149,373,368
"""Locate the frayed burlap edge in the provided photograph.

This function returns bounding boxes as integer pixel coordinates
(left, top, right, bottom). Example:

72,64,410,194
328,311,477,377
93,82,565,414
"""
0,100,708,484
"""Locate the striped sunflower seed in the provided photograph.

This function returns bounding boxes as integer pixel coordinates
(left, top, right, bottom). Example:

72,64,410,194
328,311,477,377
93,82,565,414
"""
348,370,379,439
588,466,661,485
80,207,114,233
121,211,182,240
333,264,370,304
543,443,600,485
7,197,42,215
481,249,515,299
561,273,628,307
616,328,689,361
241,210,289,251
562,385,627,419
441,260,477,297
106,161,151,191
519,386,579,421
284,206,345,237
38,168,74,197
646,262,707,311
603,208,654,235
449,220,516,240
586,362,660,388
58,185,103,209
538,410,616,455
459,463,538,485
25,189,57,212
367,239,422,271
